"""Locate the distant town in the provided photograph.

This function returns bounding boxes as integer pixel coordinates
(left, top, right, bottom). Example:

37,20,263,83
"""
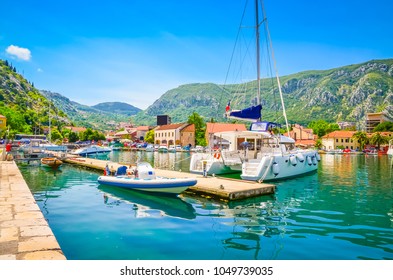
2,110,392,155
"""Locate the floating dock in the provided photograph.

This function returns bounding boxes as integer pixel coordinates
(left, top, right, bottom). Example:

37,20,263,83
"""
63,156,275,201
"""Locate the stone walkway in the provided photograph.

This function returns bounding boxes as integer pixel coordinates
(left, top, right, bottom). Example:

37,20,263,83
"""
0,161,66,260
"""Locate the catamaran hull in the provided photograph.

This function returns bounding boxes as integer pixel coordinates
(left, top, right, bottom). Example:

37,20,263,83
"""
189,154,241,175
97,175,197,194
241,151,319,182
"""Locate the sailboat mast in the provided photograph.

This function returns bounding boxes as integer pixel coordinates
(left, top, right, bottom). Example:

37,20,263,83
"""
261,0,290,134
48,104,51,143
255,0,261,108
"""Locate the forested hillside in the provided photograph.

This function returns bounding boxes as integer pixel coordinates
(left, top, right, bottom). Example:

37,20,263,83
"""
0,60,70,137
132,59,393,128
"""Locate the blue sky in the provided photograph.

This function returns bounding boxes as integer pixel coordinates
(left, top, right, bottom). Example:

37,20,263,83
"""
1,0,392,109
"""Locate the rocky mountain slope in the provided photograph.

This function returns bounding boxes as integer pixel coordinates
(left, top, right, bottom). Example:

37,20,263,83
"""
2,58,392,134
132,59,393,128
40,91,138,131
0,60,70,135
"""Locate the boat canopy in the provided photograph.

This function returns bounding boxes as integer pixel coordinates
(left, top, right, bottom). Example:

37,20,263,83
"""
228,104,262,122
278,135,295,144
249,121,281,132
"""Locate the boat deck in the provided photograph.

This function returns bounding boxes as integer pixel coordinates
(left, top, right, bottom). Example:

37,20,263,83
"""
62,155,275,201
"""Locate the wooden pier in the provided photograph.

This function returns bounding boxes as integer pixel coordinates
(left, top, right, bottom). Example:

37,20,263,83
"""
63,156,275,201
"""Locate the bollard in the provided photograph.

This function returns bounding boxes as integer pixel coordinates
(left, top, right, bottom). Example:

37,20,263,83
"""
202,160,207,177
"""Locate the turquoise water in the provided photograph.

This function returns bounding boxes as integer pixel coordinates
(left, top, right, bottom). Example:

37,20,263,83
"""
18,152,393,260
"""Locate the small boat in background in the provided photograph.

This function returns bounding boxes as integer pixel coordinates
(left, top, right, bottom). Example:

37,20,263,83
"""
71,145,111,156
168,145,176,153
98,162,197,194
145,144,154,152
158,145,168,153
41,157,63,168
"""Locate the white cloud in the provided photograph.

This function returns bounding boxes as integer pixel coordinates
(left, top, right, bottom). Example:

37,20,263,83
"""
6,45,31,61
37,68,43,72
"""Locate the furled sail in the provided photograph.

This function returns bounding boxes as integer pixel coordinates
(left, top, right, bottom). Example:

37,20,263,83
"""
227,104,262,122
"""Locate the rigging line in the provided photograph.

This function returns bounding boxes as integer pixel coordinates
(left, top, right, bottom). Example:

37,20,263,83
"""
215,0,250,122
231,30,256,108
263,29,280,123
261,0,290,134
255,0,261,107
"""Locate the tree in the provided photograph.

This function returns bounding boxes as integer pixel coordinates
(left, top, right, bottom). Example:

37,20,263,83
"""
373,121,393,132
68,131,79,142
315,139,323,149
369,132,389,150
78,128,105,141
144,129,155,143
352,131,369,150
308,120,340,138
188,112,206,146
50,128,63,142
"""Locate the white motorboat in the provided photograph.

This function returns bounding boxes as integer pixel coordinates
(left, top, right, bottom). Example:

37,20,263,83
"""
40,141,68,152
168,145,176,153
71,145,111,156
158,145,168,153
98,162,197,194
145,144,154,152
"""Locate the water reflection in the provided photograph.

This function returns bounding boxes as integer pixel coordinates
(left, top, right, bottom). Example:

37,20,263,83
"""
98,185,196,220
106,150,192,172
17,152,393,259
183,195,286,259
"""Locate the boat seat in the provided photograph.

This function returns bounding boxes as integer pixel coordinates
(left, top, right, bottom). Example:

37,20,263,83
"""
115,165,128,176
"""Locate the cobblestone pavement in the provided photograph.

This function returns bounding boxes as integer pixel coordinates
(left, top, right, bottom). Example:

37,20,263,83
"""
0,161,66,260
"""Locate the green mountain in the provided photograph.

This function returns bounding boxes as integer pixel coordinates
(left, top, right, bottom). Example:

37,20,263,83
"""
0,59,139,134
132,59,393,129
2,58,393,135
40,91,135,131
132,82,227,125
0,60,70,137
92,102,141,116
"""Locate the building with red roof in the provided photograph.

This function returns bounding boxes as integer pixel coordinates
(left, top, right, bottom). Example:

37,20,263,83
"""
155,123,195,146
321,131,358,150
284,124,317,148
205,122,247,148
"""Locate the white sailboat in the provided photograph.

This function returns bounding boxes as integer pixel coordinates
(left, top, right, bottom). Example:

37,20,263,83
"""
189,0,320,181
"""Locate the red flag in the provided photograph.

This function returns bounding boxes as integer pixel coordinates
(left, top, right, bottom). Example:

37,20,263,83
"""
225,101,231,112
